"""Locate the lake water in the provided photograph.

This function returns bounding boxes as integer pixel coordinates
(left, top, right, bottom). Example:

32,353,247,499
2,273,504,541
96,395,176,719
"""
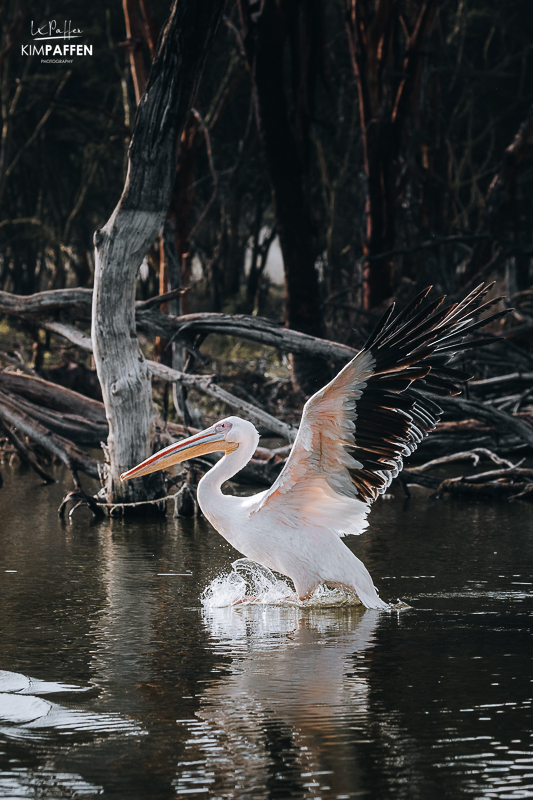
0,462,532,799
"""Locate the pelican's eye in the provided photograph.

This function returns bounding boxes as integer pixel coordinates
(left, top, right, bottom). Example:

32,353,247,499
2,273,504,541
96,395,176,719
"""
215,421,232,434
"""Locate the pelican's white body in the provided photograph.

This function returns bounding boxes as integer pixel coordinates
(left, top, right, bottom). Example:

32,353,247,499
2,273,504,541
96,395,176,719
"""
197,417,388,609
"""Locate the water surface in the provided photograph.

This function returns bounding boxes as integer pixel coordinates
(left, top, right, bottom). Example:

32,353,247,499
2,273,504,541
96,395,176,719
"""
0,463,532,799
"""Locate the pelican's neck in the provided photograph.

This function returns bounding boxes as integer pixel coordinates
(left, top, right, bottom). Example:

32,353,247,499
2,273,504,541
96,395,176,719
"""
197,433,258,514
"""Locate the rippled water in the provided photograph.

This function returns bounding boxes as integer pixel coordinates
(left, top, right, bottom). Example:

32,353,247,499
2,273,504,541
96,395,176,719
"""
0,462,532,799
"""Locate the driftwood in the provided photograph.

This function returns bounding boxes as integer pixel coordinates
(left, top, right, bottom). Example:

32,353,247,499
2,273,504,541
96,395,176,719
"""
0,389,100,483
434,479,533,500
432,395,533,450
397,449,533,500
1,285,532,510
432,463,533,500
16,307,533,453
3,362,531,507
0,420,55,483
0,285,358,361
24,319,298,439
0,370,287,489
407,448,516,473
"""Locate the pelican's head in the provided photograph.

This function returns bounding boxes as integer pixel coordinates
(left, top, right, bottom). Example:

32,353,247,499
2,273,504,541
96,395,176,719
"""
120,416,259,482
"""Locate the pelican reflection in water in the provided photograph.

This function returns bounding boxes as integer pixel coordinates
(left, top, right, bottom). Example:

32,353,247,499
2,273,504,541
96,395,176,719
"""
172,605,401,798
122,284,504,607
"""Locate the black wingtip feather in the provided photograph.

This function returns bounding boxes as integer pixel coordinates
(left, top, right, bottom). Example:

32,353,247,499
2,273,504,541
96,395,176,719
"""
346,283,510,503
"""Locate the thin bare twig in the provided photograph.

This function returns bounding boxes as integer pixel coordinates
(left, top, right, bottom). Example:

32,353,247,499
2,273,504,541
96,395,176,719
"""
189,107,218,239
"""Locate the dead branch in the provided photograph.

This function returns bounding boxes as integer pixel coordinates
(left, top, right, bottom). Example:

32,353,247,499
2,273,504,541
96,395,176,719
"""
469,372,533,390
0,371,107,427
0,389,100,482
149,360,297,440
408,448,517,473
20,318,298,440
0,288,93,316
0,420,55,483
426,394,533,450
0,286,358,362
136,309,357,361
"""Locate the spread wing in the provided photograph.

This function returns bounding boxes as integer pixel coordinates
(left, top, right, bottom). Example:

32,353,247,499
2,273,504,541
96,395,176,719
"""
252,283,505,537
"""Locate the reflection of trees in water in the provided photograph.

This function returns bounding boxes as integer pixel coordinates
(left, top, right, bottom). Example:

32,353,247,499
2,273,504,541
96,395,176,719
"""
173,607,385,798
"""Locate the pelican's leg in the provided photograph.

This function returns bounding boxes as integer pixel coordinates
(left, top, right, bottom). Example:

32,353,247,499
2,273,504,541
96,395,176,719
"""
320,542,390,610
292,575,320,602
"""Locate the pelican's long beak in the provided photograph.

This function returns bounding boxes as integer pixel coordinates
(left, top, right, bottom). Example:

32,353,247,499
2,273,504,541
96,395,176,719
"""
120,426,233,482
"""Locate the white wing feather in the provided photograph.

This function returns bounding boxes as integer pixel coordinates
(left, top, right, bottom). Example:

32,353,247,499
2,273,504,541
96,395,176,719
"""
250,283,504,538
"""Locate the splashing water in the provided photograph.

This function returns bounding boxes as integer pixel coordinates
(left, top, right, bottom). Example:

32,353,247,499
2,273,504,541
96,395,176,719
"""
201,559,364,609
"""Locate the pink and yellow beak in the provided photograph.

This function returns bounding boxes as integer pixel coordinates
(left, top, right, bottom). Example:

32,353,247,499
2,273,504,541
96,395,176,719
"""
120,426,237,482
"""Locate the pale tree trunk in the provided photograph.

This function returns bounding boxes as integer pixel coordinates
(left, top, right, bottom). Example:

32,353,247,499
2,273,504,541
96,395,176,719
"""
92,0,225,504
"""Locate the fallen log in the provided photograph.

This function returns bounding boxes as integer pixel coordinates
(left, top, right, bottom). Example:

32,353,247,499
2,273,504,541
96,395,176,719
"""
135,308,357,362
3,393,107,446
0,371,107,427
148,360,297,440
0,389,100,483
0,373,289,488
0,287,358,361
31,320,298,440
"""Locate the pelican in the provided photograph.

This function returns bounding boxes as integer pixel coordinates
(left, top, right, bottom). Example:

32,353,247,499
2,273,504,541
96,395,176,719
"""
121,284,504,609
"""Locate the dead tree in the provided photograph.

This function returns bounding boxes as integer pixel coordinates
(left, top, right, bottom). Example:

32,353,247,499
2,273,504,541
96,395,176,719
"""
346,0,438,309
463,102,533,285
92,0,225,504
238,0,326,390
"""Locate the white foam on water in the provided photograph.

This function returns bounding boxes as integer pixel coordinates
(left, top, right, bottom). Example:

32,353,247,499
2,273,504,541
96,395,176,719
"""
201,559,364,609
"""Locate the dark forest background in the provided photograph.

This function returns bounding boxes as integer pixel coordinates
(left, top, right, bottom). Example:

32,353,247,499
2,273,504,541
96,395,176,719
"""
2,0,533,351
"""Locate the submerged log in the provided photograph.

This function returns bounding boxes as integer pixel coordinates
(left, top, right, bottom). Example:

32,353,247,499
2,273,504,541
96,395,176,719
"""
434,478,533,500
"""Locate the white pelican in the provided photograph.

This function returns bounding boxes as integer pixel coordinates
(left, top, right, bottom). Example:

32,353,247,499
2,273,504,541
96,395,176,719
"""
121,284,504,609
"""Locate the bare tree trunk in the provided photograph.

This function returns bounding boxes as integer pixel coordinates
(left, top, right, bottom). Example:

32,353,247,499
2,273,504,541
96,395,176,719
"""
239,0,326,391
92,0,225,504
346,0,437,309
121,0,148,105
170,111,199,316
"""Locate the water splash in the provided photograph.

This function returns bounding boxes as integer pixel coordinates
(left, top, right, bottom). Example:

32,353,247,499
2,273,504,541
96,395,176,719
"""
201,559,364,609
